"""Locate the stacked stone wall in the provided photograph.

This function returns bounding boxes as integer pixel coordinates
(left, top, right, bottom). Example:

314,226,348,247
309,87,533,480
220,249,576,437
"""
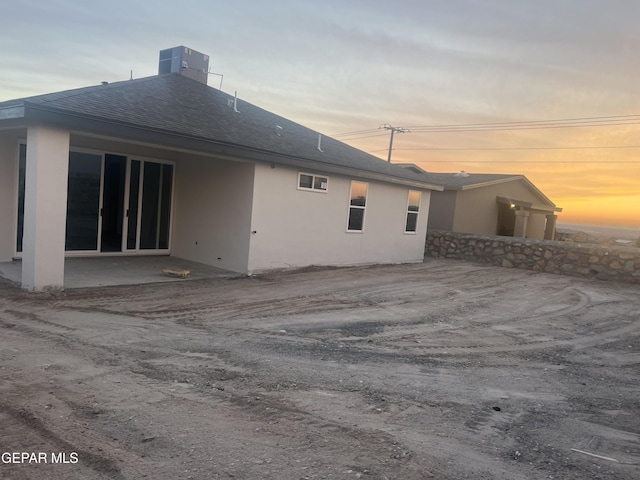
425,231,640,284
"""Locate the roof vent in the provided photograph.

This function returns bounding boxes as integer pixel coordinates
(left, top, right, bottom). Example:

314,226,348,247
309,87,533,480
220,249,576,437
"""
229,91,239,113
159,46,209,85
454,170,470,177
275,125,283,136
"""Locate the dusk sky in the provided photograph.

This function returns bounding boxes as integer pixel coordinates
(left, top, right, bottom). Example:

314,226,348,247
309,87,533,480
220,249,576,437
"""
2,0,639,227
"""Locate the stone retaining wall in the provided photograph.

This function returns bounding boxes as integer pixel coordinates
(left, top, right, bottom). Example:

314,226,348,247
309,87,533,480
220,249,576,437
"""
425,231,640,284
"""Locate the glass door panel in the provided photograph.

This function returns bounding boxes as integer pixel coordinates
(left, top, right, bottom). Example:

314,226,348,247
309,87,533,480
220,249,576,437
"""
100,154,127,252
65,152,102,251
159,163,173,249
16,144,26,253
126,160,141,250
140,162,160,249
139,161,173,250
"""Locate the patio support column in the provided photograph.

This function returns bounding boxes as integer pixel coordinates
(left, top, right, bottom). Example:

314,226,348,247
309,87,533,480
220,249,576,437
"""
0,135,17,261
513,209,529,238
21,126,69,291
544,214,558,240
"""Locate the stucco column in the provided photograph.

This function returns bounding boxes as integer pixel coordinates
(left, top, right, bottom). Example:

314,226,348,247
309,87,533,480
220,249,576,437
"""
22,126,70,291
544,214,558,240
513,209,529,238
0,135,17,261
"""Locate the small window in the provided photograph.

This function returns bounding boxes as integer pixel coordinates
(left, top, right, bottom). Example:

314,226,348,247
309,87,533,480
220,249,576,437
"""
347,181,368,232
298,172,328,192
405,190,421,233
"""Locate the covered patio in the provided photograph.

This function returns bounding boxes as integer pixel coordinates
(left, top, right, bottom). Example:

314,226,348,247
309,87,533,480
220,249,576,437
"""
0,256,239,290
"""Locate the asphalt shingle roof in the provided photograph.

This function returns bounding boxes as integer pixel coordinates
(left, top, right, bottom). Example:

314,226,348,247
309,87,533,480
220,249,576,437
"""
1,74,440,187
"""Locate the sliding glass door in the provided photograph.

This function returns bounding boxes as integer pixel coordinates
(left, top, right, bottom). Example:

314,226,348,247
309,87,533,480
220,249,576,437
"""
65,151,102,251
16,147,173,255
125,160,174,251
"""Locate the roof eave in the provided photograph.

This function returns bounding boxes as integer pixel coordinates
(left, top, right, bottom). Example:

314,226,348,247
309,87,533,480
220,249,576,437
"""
496,196,562,213
455,176,522,190
21,103,442,191
0,104,25,121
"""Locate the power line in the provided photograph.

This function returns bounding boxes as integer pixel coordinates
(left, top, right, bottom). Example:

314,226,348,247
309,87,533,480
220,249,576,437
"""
364,150,640,163
405,113,640,131
395,145,640,151
333,113,640,137
408,120,640,133
403,160,640,164
332,128,380,138
338,132,388,141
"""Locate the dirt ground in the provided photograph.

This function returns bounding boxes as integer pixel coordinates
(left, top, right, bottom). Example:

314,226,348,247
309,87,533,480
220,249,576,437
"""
1,259,639,480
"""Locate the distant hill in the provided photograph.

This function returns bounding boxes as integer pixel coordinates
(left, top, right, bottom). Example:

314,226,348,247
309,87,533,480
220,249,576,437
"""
557,223,639,246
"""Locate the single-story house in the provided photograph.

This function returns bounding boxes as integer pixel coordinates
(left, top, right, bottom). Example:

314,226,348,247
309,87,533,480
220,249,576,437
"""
0,46,442,291
396,165,562,240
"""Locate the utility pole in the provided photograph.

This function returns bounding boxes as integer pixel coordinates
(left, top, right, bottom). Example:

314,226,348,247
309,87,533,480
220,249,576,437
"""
379,124,410,162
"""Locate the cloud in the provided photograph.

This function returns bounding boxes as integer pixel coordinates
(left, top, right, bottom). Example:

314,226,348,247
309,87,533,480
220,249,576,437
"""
1,0,638,226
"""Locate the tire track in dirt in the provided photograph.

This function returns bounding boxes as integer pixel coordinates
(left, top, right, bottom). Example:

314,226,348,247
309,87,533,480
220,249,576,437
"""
0,402,127,479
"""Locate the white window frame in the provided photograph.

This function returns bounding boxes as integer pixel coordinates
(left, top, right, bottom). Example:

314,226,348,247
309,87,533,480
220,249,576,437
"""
346,180,368,233
297,172,328,193
404,189,421,234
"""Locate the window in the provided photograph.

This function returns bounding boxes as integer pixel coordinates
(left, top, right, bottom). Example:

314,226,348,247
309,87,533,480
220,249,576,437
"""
405,190,421,233
348,181,368,231
298,172,328,192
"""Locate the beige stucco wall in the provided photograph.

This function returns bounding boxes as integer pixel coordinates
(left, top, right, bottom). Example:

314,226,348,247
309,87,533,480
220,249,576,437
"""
452,187,502,235
525,211,547,240
247,163,430,273
451,180,551,238
22,126,70,291
171,154,254,273
427,190,456,231
0,131,19,261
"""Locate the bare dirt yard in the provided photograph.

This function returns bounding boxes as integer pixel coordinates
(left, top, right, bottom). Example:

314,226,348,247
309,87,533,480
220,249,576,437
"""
1,259,639,480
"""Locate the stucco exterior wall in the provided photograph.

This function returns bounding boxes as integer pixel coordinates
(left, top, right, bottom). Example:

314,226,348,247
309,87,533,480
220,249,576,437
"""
171,155,254,273
525,212,547,240
247,163,430,273
427,190,456,231
22,126,70,291
451,187,502,235
451,180,552,238
0,132,18,261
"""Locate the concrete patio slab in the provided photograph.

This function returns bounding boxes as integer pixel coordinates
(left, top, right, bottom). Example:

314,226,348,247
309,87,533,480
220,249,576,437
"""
0,256,240,289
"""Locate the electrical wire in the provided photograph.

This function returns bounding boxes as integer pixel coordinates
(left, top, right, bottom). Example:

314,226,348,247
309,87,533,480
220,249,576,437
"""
394,145,640,151
332,128,381,137
396,160,640,164
333,114,640,137
338,133,389,141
